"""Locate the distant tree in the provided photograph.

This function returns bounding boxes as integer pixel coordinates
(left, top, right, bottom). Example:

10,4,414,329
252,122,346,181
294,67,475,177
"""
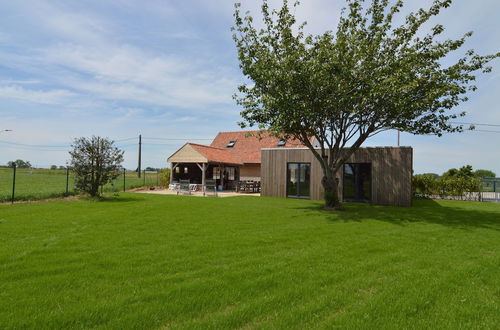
474,169,496,178
50,165,58,170
421,173,440,179
145,167,158,171
232,0,499,208
7,159,32,168
69,136,124,197
58,165,66,170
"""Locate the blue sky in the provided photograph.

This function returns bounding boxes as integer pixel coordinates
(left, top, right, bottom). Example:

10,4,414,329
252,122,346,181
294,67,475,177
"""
0,0,499,174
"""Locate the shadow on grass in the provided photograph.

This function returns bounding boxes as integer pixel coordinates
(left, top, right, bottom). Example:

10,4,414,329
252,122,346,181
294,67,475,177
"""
81,195,144,203
291,199,500,230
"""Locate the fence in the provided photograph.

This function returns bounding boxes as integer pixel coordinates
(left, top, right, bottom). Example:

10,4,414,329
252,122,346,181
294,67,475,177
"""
0,166,165,203
414,177,500,203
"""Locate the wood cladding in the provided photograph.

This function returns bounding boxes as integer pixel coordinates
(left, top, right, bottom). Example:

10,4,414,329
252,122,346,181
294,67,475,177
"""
261,147,413,207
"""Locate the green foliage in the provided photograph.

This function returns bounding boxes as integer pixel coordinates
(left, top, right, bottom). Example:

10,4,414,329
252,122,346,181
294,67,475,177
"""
421,173,440,179
474,169,496,178
1,195,499,328
69,136,124,197
413,172,481,198
442,165,474,178
50,165,58,170
232,0,499,208
159,168,171,187
7,159,32,168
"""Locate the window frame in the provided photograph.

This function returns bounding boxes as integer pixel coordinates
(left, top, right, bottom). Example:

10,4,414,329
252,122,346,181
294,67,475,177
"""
286,162,311,199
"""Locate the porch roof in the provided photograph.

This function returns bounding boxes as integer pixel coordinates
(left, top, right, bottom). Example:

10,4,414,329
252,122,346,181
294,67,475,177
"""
167,143,243,166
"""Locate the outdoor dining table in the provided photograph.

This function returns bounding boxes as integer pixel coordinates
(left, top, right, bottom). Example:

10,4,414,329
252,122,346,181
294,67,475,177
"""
238,181,260,193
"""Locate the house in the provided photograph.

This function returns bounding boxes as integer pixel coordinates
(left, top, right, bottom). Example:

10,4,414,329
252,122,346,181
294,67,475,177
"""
167,130,413,206
167,130,312,189
260,147,413,206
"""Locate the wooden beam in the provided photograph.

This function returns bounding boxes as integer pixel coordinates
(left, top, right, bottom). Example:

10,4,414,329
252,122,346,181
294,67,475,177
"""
170,162,176,184
202,163,206,196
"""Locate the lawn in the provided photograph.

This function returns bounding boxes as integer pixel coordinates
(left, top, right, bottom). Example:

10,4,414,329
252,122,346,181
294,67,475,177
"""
0,168,159,202
0,195,498,329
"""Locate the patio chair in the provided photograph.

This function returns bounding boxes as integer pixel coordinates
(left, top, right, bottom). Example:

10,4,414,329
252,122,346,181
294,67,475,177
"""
177,180,191,195
255,181,261,193
204,179,218,197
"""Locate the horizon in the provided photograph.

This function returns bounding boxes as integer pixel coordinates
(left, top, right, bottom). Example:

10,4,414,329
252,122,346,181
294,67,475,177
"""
1,0,499,174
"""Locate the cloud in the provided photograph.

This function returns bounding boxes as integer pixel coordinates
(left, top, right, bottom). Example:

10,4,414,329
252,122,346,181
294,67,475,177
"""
0,85,77,105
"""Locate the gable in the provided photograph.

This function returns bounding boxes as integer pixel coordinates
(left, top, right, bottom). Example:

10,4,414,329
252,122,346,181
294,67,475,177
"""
167,143,208,163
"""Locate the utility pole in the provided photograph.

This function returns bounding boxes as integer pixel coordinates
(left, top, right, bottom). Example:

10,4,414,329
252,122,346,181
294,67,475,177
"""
397,130,400,147
138,134,142,178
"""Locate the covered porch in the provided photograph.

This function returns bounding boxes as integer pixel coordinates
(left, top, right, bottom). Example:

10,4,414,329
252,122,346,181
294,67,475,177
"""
167,143,243,191
170,162,241,191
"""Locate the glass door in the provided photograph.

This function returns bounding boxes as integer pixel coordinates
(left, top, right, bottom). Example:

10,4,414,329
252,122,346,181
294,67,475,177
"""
343,163,371,202
287,163,311,198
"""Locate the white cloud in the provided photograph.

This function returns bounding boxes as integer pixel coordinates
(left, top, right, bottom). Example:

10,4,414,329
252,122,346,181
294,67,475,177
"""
0,85,77,105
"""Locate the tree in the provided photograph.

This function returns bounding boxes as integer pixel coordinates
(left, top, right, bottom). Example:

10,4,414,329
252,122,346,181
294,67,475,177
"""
69,136,124,197
50,165,58,170
474,169,495,178
7,159,32,168
232,0,499,208
443,165,474,178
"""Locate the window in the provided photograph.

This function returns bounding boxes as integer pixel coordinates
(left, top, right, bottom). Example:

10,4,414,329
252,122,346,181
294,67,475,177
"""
227,167,235,180
277,139,286,147
287,163,311,199
184,167,188,174
213,167,235,180
343,163,371,202
227,140,236,148
175,167,180,173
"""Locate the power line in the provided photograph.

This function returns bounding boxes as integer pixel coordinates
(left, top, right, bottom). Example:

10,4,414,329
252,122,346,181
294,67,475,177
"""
114,137,137,142
0,140,70,148
472,129,500,134
450,121,500,128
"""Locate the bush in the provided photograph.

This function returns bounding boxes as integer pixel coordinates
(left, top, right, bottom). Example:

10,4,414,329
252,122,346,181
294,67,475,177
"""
159,168,171,187
413,174,481,199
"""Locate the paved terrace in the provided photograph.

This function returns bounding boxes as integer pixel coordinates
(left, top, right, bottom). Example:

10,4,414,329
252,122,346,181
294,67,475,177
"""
134,188,260,198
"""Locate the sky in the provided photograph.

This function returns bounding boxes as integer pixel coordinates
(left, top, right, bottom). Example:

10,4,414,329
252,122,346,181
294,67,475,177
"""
0,0,499,174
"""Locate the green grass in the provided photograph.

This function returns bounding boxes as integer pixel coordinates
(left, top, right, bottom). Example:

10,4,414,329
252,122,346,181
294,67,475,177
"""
0,195,499,329
0,168,159,202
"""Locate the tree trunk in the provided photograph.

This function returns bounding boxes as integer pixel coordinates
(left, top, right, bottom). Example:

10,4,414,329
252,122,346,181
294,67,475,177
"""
322,172,341,209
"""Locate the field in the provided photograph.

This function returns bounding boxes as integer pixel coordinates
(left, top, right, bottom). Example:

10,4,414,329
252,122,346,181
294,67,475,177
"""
0,194,498,329
0,168,160,202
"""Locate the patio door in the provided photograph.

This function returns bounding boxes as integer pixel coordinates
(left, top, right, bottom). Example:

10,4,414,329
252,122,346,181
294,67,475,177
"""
287,163,311,199
343,163,371,202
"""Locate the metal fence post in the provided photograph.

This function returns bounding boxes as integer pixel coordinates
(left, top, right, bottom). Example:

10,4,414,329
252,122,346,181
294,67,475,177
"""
11,164,16,204
65,167,70,195
143,169,146,186
123,168,126,192
157,169,159,186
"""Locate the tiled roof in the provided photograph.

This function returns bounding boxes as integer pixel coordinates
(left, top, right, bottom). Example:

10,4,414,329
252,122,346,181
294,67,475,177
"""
210,130,309,164
188,143,243,165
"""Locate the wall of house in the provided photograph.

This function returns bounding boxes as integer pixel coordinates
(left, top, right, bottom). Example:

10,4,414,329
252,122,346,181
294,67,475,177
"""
260,147,413,206
240,163,261,181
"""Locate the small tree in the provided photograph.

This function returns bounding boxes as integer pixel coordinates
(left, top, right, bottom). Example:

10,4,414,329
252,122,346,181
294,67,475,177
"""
232,0,499,208
7,160,32,168
50,165,57,170
69,136,124,197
